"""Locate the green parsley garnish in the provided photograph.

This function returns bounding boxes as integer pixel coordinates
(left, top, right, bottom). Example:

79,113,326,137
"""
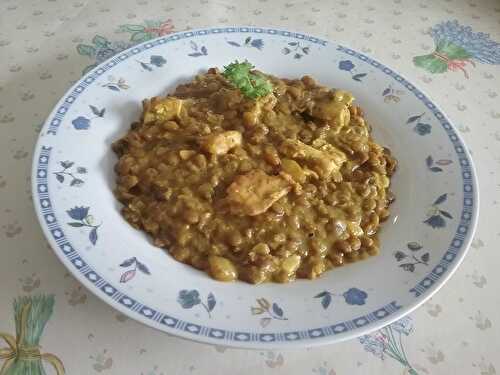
222,60,273,99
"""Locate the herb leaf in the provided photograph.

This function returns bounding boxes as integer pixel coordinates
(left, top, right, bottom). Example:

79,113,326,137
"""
222,60,273,99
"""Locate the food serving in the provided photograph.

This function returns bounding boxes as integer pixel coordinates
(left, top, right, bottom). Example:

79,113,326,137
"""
112,60,397,284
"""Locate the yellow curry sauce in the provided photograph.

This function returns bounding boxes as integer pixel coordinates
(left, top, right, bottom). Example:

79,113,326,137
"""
112,68,397,284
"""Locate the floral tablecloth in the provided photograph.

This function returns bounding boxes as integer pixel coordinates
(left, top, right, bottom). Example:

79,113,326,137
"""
0,0,499,374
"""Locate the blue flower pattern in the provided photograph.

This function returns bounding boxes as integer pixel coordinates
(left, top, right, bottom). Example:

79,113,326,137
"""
424,194,453,228
71,105,105,131
54,160,86,187
406,113,432,135
177,289,216,317
137,55,166,71
66,206,101,245
187,41,208,57
315,287,368,309
338,60,367,81
282,41,310,59
343,288,368,305
227,36,264,50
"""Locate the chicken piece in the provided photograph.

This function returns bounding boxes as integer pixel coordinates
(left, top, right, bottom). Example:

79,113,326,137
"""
281,159,307,184
143,97,184,123
333,90,354,106
201,131,242,155
226,170,291,216
280,139,346,180
312,93,351,127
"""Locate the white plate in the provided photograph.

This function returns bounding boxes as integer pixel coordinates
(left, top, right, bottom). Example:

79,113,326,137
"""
32,27,479,348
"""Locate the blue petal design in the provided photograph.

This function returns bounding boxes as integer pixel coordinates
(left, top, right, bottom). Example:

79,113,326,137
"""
150,55,166,67
71,116,91,130
423,214,446,228
343,288,368,305
250,39,264,50
338,60,355,71
177,289,201,309
66,206,90,221
89,227,98,245
272,302,284,317
414,122,432,135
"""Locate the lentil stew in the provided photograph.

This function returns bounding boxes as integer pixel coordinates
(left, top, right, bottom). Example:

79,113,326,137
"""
112,67,397,284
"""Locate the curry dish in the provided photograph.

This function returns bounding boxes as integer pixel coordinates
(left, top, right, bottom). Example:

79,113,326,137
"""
112,65,397,284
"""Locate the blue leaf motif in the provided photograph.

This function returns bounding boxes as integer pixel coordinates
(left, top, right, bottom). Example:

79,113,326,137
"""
120,257,136,267
382,87,391,96
60,160,74,169
107,85,120,92
394,251,407,261
430,166,443,172
207,293,216,312
227,41,241,47
188,52,204,57
55,173,64,183
98,108,106,117
67,222,85,227
140,62,153,71
89,105,101,117
190,41,198,51
67,206,89,221
321,293,332,309
406,113,424,124
434,193,447,205
136,260,151,274
352,73,367,81
70,178,84,186
426,155,433,167
343,288,368,305
314,291,329,298
272,302,284,317
200,46,208,55
288,42,298,46
71,116,91,130
89,227,98,245
439,210,453,219
407,242,422,251
423,214,446,228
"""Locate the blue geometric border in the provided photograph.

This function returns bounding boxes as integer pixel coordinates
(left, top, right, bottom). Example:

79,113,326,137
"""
35,27,476,344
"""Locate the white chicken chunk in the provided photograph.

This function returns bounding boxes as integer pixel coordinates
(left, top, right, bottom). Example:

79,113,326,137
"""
226,169,291,216
143,97,184,123
280,139,346,180
201,131,242,155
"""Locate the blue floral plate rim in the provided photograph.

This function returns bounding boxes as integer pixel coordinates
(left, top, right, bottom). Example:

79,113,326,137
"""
32,26,479,348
